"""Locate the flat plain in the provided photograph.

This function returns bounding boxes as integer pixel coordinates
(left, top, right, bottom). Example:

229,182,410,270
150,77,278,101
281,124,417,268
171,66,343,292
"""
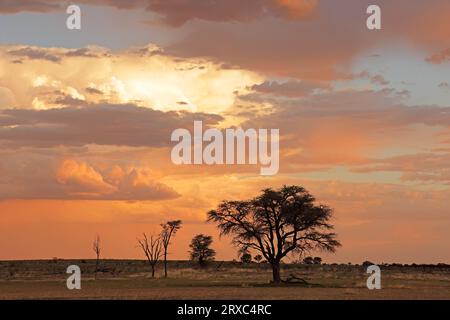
0,260,449,299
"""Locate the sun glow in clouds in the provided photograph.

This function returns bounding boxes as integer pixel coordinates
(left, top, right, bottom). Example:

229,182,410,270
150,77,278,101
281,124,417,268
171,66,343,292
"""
0,44,261,113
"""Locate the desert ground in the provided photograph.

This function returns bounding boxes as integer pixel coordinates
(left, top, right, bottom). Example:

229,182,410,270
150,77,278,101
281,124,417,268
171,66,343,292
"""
0,260,449,300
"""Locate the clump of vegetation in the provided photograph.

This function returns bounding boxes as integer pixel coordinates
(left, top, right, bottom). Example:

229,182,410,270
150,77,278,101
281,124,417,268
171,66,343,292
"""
303,256,322,265
189,234,216,267
240,252,252,264
254,255,263,263
362,261,375,267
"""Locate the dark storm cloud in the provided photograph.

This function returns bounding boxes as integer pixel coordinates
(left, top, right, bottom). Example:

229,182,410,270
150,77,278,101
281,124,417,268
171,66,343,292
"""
0,103,223,148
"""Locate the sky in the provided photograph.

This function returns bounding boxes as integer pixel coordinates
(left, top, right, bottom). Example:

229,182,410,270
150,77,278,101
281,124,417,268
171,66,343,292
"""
0,0,450,264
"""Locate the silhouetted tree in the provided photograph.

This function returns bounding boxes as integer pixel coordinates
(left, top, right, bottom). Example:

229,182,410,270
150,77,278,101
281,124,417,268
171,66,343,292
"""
313,257,322,265
137,233,163,278
208,185,341,283
93,234,101,280
303,256,314,264
240,252,252,264
362,260,374,267
160,220,182,278
254,254,263,263
302,256,322,264
189,234,216,266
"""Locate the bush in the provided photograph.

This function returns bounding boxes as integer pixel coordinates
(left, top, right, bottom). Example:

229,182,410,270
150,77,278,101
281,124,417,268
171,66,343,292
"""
362,261,374,267
303,256,322,265
240,252,252,264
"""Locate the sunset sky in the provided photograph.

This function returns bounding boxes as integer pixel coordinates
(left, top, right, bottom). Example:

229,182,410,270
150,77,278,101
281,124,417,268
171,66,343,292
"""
0,0,449,264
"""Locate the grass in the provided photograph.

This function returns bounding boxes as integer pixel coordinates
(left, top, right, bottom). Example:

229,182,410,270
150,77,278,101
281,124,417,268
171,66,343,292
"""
0,260,449,299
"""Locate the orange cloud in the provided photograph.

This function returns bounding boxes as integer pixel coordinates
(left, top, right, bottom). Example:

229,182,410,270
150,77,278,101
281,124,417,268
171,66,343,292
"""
54,159,180,201
0,0,318,25
56,159,117,196
426,48,450,64
274,0,317,19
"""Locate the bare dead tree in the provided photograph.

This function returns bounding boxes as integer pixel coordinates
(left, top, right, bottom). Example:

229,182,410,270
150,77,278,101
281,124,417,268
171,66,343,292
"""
93,234,101,280
137,233,163,278
160,220,182,278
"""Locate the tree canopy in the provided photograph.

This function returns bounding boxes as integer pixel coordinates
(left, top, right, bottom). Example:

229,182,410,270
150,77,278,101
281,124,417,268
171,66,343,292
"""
207,185,340,282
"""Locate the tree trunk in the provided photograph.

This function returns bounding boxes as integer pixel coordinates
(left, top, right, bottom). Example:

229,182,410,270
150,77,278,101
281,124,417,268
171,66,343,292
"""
94,257,99,280
151,265,155,278
271,261,281,283
164,251,168,278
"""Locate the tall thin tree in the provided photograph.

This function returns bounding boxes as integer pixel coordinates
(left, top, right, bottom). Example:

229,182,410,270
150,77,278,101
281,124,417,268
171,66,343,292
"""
160,220,182,278
93,234,101,280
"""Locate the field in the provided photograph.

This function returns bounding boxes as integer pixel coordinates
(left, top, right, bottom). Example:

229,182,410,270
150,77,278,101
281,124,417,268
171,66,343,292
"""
0,260,449,300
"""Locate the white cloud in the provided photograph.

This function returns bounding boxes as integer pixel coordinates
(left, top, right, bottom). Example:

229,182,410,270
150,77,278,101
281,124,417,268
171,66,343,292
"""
0,44,262,114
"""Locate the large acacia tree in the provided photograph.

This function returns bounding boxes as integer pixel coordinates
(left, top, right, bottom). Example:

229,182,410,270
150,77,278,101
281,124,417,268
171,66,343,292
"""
207,185,341,283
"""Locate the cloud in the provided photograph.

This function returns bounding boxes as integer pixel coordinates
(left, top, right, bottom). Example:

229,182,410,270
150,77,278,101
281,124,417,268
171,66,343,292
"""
6,46,109,63
0,87,16,106
164,0,450,80
2,86,449,182
54,159,180,200
85,87,104,95
56,159,117,195
0,44,260,113
8,47,61,63
3,1,450,60
0,147,179,200
145,0,317,26
167,17,364,81
240,88,450,174
244,88,450,128
351,153,450,185
250,80,328,98
369,75,390,86
3,2,450,82
426,48,450,64
64,47,111,58
0,0,318,25
0,0,61,14
439,82,450,89
272,0,317,20
0,103,222,148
